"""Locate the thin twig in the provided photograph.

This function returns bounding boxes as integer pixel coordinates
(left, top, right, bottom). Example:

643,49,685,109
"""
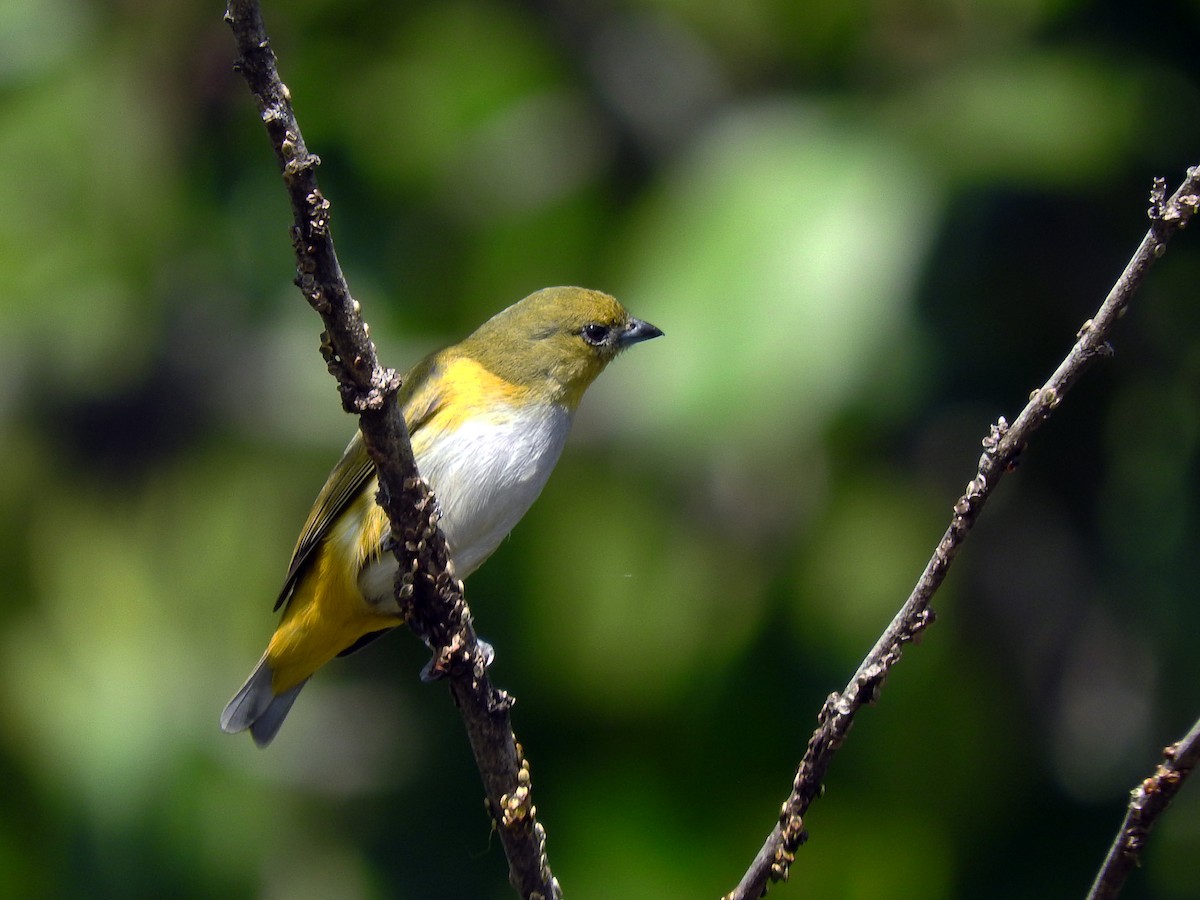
1087,715,1200,900
724,167,1200,900
222,3,559,897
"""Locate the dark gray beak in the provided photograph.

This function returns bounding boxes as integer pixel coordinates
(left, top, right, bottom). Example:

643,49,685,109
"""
619,317,664,347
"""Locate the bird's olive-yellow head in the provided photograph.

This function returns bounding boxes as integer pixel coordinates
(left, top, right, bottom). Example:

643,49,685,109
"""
459,286,663,407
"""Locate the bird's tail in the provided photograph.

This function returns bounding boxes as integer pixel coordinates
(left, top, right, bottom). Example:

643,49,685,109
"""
220,655,309,747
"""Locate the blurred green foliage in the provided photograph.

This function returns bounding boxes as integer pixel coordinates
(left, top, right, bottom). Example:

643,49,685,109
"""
2,0,1200,897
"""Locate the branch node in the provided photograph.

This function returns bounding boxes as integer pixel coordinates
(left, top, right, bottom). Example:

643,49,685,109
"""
1148,176,1168,220
981,416,1009,451
499,756,536,828
818,692,841,724
909,607,936,641
858,663,886,703
961,474,987,505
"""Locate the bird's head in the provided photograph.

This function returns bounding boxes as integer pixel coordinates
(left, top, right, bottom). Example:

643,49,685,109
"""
461,286,663,408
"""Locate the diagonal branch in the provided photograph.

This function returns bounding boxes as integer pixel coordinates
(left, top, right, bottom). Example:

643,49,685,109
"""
222,3,559,897
1087,714,1200,900
724,167,1200,900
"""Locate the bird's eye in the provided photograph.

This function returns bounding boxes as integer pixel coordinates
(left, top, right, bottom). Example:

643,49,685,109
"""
581,323,608,346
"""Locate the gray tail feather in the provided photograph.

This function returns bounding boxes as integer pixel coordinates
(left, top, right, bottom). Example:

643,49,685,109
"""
220,656,309,747
249,680,307,747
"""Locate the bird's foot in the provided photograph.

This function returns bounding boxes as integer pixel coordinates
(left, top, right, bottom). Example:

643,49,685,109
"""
419,636,495,682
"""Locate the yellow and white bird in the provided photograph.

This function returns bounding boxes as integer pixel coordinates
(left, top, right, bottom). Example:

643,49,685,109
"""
221,286,662,746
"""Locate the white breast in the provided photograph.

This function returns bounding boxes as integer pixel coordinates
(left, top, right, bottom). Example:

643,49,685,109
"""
358,401,573,604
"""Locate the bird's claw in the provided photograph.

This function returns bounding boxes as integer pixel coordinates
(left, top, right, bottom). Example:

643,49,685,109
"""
419,636,495,682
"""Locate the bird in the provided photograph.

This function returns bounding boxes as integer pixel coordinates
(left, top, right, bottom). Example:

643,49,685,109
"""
220,286,662,746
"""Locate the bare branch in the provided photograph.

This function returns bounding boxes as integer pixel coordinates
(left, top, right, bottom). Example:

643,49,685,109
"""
724,167,1200,900
1087,715,1200,900
222,3,559,897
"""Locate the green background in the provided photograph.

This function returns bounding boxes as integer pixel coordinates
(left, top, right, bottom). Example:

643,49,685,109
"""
2,0,1200,897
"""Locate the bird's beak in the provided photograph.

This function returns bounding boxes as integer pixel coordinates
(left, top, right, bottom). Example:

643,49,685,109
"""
619,317,664,348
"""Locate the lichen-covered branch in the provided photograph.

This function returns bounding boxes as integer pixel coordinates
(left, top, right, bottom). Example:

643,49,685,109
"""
1087,715,1200,900
724,167,1200,900
223,3,559,897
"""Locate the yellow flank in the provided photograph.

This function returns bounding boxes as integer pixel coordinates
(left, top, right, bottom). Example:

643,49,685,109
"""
436,355,542,421
265,490,396,694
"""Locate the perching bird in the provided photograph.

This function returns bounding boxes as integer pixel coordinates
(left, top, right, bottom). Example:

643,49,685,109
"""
221,286,662,746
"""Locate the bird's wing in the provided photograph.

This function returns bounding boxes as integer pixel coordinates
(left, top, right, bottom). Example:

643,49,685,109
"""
273,433,375,611
273,352,450,611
